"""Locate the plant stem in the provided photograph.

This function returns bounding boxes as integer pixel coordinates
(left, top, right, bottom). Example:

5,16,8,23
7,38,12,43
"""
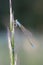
8,0,15,65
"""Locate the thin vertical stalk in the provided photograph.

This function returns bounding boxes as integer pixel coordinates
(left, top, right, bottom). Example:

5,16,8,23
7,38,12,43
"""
8,0,15,65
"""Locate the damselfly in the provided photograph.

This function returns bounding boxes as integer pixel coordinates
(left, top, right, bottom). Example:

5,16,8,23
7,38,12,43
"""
14,19,38,48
